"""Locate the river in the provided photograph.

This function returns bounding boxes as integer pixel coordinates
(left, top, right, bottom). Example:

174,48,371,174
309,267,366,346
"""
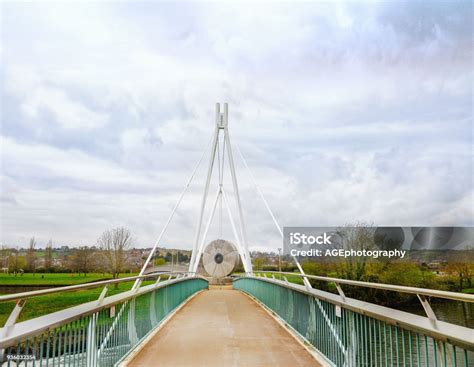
398,300,474,328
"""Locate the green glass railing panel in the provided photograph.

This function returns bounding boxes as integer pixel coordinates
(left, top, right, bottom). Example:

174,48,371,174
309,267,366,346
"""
234,278,473,367
3,278,208,367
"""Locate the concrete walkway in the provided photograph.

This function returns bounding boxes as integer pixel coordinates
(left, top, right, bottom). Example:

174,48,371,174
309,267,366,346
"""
126,288,320,367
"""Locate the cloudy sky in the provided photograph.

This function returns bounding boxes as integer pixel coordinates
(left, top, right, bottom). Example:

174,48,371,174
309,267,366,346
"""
1,1,472,251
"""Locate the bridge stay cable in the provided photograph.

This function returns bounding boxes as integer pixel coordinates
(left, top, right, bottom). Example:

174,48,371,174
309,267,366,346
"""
221,187,248,270
235,144,313,289
133,135,213,290
191,187,222,274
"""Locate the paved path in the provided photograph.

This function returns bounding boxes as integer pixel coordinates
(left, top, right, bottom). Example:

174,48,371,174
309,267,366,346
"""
126,289,320,367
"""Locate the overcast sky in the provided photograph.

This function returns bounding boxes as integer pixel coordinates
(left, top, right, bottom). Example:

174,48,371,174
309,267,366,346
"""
1,1,472,251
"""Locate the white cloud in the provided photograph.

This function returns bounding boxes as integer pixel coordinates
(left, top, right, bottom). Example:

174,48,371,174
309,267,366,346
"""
6,67,109,130
1,1,472,249
0,136,164,191
22,85,109,130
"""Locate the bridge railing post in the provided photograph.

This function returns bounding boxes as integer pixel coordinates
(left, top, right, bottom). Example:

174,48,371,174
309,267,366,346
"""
1,299,26,338
334,282,346,303
97,286,108,305
347,312,358,367
86,313,98,367
0,299,26,361
127,298,139,347
150,290,158,327
417,294,437,326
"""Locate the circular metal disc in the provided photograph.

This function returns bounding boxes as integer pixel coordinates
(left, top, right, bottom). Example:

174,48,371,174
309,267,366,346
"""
202,239,239,278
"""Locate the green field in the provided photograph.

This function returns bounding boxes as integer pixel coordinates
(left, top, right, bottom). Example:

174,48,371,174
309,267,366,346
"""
0,273,157,326
0,272,130,285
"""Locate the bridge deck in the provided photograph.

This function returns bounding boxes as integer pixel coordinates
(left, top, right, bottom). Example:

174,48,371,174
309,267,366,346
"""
126,288,320,367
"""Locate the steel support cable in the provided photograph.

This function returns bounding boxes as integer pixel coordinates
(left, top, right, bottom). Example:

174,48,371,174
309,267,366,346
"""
133,136,213,290
217,138,221,239
219,138,226,239
235,144,312,288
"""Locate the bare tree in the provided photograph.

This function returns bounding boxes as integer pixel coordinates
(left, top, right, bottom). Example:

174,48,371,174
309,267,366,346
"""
253,257,265,271
336,223,376,281
70,246,95,276
446,262,474,290
8,248,25,276
0,246,10,270
97,228,133,281
26,237,37,274
45,239,53,271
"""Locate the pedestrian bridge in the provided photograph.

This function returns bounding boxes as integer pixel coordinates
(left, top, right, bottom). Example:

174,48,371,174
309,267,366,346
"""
0,271,472,367
126,287,317,367
1,105,472,365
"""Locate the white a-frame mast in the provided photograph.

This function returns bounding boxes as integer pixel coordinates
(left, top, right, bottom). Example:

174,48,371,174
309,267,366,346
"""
188,103,252,274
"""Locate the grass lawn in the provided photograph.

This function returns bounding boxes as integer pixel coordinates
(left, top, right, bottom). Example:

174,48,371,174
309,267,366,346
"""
0,272,134,286
0,273,160,326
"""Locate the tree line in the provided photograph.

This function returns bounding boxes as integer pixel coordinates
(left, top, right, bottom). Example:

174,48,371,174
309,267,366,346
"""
251,225,474,306
0,227,189,277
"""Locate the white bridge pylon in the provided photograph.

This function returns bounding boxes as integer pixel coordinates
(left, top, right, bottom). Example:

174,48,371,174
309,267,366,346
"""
134,102,309,290
188,103,253,274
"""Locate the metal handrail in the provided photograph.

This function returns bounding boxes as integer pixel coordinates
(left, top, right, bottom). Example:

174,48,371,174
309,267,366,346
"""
0,271,191,303
0,275,209,358
248,271,474,303
233,275,474,359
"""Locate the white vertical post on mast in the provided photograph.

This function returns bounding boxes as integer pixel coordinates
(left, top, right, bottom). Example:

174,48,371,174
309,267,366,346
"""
188,103,252,274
